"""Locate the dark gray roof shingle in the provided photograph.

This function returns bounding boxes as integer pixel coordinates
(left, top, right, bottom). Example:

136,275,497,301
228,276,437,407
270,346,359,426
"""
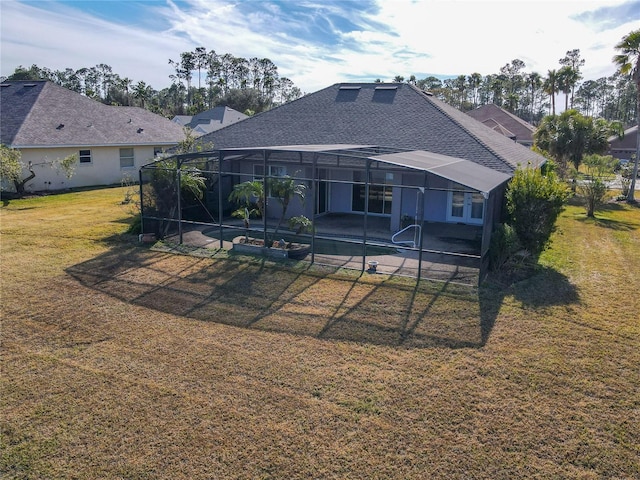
1,80,185,148
196,83,546,174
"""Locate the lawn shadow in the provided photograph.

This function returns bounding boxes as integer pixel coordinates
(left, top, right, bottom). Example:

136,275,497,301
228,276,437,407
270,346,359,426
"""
575,216,639,231
479,265,580,344
573,202,640,231
64,242,581,350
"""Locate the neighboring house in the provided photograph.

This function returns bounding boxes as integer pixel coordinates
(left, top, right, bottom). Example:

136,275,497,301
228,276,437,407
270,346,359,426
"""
189,83,545,235
171,106,248,136
608,125,638,163
466,103,536,146
1,80,185,192
171,115,192,128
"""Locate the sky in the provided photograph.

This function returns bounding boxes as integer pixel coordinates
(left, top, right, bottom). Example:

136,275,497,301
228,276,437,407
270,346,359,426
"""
1,0,639,94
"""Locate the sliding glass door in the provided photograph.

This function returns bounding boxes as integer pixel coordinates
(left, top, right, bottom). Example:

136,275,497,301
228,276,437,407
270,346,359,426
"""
352,171,394,215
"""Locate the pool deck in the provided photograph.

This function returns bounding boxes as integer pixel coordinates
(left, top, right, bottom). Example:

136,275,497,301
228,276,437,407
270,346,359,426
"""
163,214,482,285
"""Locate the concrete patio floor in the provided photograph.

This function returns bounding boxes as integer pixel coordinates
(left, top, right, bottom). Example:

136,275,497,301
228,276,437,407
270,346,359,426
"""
165,213,482,285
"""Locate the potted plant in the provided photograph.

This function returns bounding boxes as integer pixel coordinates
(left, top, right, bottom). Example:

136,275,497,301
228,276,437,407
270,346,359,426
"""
228,176,311,259
401,214,414,229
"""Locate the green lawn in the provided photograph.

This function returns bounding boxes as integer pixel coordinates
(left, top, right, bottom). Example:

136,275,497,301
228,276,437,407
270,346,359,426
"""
1,186,639,479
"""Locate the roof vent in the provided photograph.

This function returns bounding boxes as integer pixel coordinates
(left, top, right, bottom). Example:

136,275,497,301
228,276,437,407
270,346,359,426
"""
56,124,64,130
422,90,433,96
339,86,361,90
375,86,398,90
137,128,144,133
128,119,132,123
24,83,36,88
1,84,10,88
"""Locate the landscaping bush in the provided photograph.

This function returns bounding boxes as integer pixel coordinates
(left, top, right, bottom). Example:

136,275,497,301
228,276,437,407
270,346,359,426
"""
505,166,570,257
488,223,520,271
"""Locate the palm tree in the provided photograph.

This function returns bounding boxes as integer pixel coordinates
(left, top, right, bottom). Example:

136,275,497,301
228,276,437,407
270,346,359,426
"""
228,180,265,220
558,66,579,111
613,29,640,202
527,72,542,123
543,70,558,115
268,175,306,236
535,110,624,184
228,180,265,242
559,49,585,108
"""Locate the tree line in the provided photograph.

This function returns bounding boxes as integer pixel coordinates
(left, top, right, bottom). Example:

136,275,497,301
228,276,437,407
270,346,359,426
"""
3,48,303,117
385,49,637,127
4,47,636,128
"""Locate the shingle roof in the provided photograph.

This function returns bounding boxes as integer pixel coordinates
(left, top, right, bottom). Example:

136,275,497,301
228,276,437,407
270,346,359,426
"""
171,106,248,135
189,106,247,126
196,83,546,174
1,80,185,148
608,125,637,147
466,103,536,144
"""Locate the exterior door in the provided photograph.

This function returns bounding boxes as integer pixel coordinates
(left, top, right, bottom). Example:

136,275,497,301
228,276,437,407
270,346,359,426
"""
447,191,484,225
318,178,328,214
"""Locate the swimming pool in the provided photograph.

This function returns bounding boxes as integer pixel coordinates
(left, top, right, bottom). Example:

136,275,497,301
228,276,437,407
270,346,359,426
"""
202,227,397,257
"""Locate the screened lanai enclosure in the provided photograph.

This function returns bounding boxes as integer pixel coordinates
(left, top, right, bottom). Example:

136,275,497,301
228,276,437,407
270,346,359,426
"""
139,145,511,286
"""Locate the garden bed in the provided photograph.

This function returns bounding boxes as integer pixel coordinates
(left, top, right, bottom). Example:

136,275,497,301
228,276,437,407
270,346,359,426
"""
231,236,311,259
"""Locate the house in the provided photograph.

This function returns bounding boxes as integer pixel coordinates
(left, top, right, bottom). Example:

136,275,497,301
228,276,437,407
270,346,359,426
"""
1,80,186,192
141,83,547,276
466,103,536,146
608,125,638,164
171,106,248,136
188,82,545,229
141,83,549,281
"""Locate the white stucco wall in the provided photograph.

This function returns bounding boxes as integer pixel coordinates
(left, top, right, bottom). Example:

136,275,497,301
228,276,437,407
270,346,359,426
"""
15,145,171,192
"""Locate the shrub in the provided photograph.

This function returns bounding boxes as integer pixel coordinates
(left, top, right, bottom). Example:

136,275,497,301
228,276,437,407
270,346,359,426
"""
578,154,617,217
488,223,520,271
126,214,142,234
288,215,313,234
506,166,570,257
619,163,634,197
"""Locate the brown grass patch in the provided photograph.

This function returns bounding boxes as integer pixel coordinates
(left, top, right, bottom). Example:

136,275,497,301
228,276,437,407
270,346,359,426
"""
1,187,639,479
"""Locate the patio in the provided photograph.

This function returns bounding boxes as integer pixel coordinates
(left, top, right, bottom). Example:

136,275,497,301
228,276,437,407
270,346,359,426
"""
166,213,482,285
312,213,482,255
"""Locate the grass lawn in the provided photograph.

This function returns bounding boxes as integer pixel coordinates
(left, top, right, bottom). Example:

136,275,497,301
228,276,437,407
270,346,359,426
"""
1,186,639,479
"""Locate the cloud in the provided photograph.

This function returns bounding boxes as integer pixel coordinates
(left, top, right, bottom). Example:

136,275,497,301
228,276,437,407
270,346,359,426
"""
572,0,640,32
0,1,189,89
0,0,633,94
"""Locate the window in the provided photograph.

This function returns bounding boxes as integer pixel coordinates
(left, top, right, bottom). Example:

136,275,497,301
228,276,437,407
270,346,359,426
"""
252,164,288,197
119,148,135,168
253,164,287,180
352,171,393,214
153,147,164,157
79,149,92,164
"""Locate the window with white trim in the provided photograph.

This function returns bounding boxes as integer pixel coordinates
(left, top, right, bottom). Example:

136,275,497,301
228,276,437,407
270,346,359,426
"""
119,148,135,168
253,164,287,180
79,149,92,164
253,164,288,197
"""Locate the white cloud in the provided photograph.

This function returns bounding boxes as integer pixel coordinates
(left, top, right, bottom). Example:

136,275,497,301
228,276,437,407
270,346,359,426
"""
0,1,190,88
1,0,635,94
